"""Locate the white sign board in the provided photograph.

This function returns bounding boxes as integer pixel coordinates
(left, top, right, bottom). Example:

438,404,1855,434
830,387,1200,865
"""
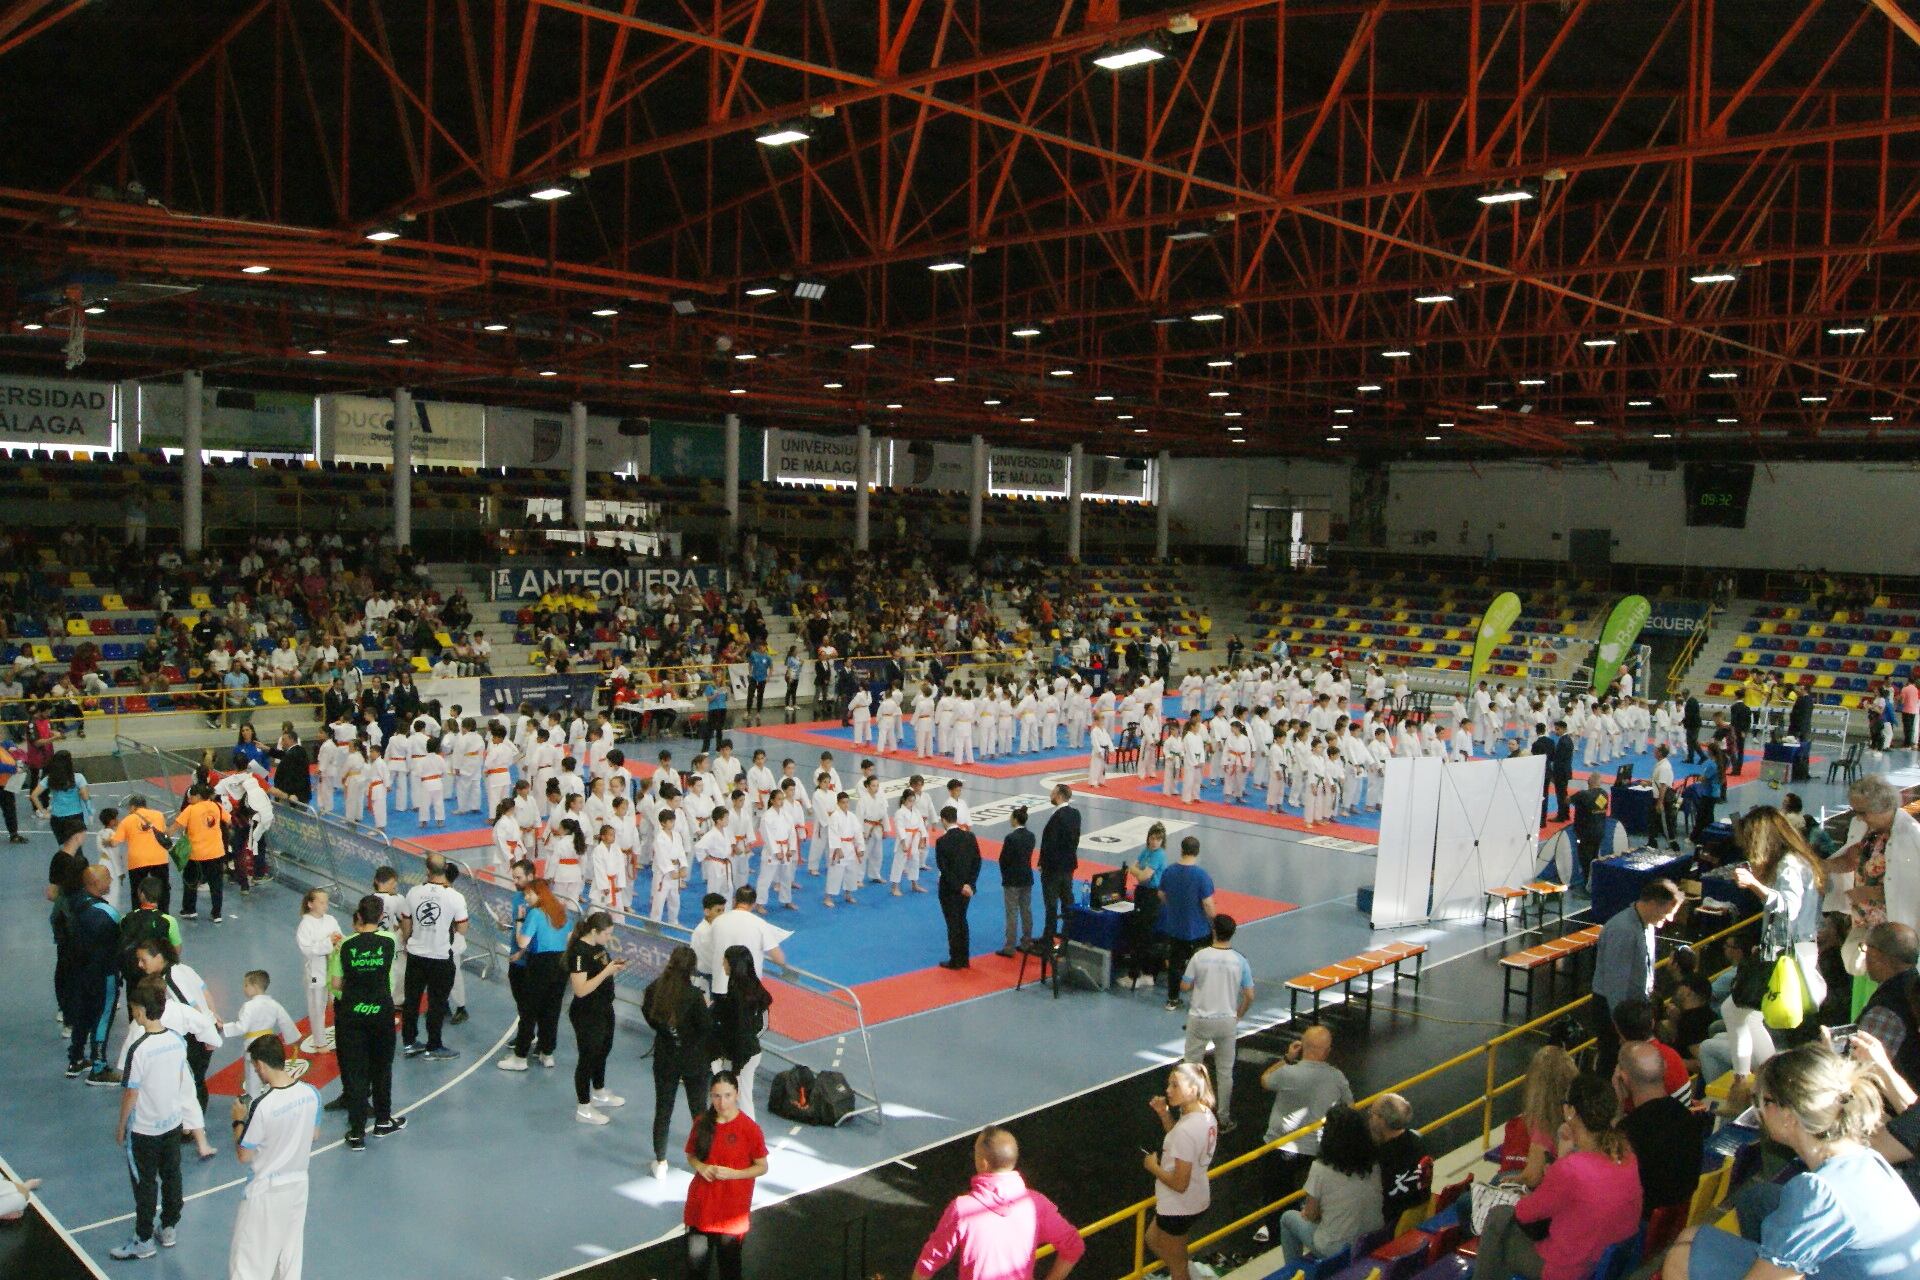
769,429,865,485
1081,454,1150,501
323,394,485,466
485,404,647,473
0,376,115,449
990,448,1068,496
893,440,972,492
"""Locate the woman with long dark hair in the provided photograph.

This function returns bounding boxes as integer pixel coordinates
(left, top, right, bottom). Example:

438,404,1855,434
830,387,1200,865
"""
643,945,712,1179
708,946,773,1119
29,750,91,844
498,877,570,1072
1277,1105,1383,1264
683,1070,768,1280
565,910,625,1126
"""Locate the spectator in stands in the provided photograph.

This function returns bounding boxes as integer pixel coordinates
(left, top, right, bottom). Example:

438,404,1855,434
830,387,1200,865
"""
1613,1041,1701,1217
1734,802,1829,988
1368,1094,1426,1227
1664,1044,1920,1280
1473,1073,1641,1280
1253,1026,1352,1245
1509,1046,1578,1189
1590,879,1684,1074
1277,1103,1382,1266
1143,1061,1217,1280
1830,775,1920,978
1857,922,1920,1091
911,1126,1085,1280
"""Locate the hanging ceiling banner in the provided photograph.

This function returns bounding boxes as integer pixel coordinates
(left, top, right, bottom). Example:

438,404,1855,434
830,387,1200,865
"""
989,447,1068,496
769,428,865,485
485,405,648,473
0,375,116,448
893,440,972,492
322,394,485,466
1081,454,1149,501
139,383,313,454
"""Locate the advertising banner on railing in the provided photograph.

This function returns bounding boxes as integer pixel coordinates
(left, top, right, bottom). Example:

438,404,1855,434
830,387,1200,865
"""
489,559,728,602
478,672,605,715
0,375,116,448
138,382,314,454
1644,600,1709,635
1592,594,1652,694
322,394,485,466
1469,591,1523,685
768,428,869,485
989,447,1068,496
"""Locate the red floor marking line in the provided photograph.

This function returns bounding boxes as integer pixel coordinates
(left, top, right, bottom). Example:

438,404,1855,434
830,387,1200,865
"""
733,720,1083,779
1087,774,1381,845
203,1019,341,1096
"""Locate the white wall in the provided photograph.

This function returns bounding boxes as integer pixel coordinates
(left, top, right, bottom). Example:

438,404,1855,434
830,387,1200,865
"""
1384,460,1920,574
1165,456,1351,548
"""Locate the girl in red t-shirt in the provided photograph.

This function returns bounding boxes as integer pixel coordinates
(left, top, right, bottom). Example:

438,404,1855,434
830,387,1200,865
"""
683,1071,769,1280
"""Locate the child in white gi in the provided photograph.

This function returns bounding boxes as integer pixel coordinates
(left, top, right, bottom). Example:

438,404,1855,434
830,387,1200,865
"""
1222,720,1253,801
849,687,872,747
888,791,929,894
807,774,836,875
1087,714,1113,789
695,808,734,898
649,809,688,924
857,777,890,884
822,792,861,906
295,889,344,1052
224,969,301,1097
588,823,630,913
414,739,448,826
755,789,799,910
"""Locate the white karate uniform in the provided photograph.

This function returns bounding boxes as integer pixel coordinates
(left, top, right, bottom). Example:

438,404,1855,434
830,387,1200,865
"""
1180,731,1207,803
694,827,733,899
649,826,688,923
889,805,928,886
807,788,836,874
314,739,343,815
414,751,448,825
823,807,862,898
755,803,798,907
588,837,629,912
1088,724,1113,788
876,693,902,753
849,689,872,746
857,791,890,883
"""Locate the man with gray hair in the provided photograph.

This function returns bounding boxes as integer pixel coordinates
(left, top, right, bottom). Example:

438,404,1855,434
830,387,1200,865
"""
1858,921,1920,1089
1367,1094,1427,1225
1613,1041,1699,1213
1829,776,1920,974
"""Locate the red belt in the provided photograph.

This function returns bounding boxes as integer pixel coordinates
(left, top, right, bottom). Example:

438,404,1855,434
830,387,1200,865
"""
486,768,509,775
421,775,442,782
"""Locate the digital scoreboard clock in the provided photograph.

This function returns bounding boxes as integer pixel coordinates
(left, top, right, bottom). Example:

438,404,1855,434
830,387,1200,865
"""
1683,462,1755,528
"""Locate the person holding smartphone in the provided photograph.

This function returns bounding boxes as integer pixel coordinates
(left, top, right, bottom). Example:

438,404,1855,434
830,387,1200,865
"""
567,910,627,1126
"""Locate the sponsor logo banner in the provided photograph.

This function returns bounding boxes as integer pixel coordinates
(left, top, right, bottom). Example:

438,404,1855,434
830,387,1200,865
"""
989,448,1068,495
488,560,729,601
0,375,115,447
1592,595,1653,693
139,383,312,453
322,394,484,466
1470,591,1524,684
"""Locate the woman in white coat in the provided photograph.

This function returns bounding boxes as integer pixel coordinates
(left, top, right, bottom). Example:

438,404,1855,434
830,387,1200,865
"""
1826,774,1920,975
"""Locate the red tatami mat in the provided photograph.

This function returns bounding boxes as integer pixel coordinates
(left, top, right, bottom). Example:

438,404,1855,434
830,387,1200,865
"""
1086,773,1381,846
734,719,1080,779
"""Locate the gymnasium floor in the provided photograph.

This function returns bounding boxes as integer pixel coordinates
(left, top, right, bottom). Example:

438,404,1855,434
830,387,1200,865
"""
1,712,1870,1279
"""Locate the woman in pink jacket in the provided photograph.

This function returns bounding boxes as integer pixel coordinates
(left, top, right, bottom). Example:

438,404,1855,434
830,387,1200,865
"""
913,1126,1085,1280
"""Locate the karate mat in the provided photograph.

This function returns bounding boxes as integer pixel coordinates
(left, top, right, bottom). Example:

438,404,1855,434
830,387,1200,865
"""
735,718,1091,779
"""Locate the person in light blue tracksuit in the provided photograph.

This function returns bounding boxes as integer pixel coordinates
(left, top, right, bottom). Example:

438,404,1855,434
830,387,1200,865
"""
63,864,123,1082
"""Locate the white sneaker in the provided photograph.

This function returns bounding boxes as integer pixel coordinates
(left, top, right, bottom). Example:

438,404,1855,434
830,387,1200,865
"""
536,1054,556,1069
651,1159,670,1179
575,1105,610,1126
591,1090,625,1108
299,1035,321,1054
496,1055,529,1072
1252,1225,1270,1244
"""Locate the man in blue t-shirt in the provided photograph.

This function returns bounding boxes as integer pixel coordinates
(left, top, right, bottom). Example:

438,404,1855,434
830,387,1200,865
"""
746,646,772,715
699,674,730,752
1155,837,1217,1012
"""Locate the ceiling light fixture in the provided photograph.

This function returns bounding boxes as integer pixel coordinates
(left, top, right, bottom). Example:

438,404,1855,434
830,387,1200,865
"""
306,347,327,356
1380,349,1411,358
527,180,576,201
1116,414,1134,420
1717,417,1740,423
927,260,966,272
1223,411,1242,418
1689,271,1738,284
1333,408,1355,415
743,287,778,297
1574,419,1595,426
1207,390,1229,398
1011,326,1042,338
886,402,903,409
1206,358,1234,368
1628,399,1652,407
850,342,876,351
592,307,620,317
1871,414,1895,422
1166,229,1211,243
1801,394,1828,403
21,322,43,331
628,362,649,370
1436,421,1455,427
1582,338,1616,348
1826,325,1866,336
538,370,558,377
983,399,1001,406
83,305,106,315
1425,434,1442,441
1517,378,1546,387
1476,186,1534,205
1049,368,1073,377
1652,432,1673,439
1134,427,1149,433
483,322,510,332
1189,311,1224,322
1092,40,1167,71
754,124,811,146
1475,402,1498,410
730,388,747,395
364,226,402,242
241,264,271,274
387,336,409,345
1357,383,1382,392
934,375,955,383
733,352,757,361
1018,416,1036,423
1415,293,1455,304
1707,371,1738,380
793,280,827,301
822,381,842,389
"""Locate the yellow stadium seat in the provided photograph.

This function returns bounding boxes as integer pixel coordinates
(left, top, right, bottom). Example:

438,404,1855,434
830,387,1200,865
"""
1815,675,1834,689
100,593,126,611
1806,624,1826,638
1847,643,1866,657
31,643,55,664
261,687,287,706
411,656,431,673
1789,656,1808,669
70,571,92,587
434,631,454,648
190,591,213,610
65,619,89,637
178,613,199,627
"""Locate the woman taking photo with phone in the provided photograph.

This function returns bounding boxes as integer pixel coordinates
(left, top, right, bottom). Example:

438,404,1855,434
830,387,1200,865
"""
683,1070,768,1280
566,910,626,1126
1144,1061,1218,1280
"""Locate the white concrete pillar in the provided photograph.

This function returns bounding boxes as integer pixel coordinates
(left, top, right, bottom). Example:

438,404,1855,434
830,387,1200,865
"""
854,424,872,552
1066,441,1084,563
392,387,412,548
968,434,986,556
1155,450,1172,560
723,413,741,544
180,370,204,555
569,401,589,535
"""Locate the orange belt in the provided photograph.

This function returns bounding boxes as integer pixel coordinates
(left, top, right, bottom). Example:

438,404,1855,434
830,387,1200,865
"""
558,857,579,866
421,775,442,783
485,768,510,775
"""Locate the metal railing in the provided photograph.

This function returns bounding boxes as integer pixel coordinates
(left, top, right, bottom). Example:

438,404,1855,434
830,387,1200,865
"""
1057,910,1761,1279
108,735,885,1126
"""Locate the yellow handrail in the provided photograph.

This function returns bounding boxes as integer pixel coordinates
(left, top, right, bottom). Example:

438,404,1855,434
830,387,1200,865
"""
1665,602,1719,696
1053,910,1760,1278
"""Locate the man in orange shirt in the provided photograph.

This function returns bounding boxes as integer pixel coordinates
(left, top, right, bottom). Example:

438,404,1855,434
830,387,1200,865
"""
106,795,173,912
170,783,231,922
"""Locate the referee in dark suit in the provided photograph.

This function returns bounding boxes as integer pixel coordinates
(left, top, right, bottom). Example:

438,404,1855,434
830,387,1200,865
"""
934,808,981,970
1547,720,1575,822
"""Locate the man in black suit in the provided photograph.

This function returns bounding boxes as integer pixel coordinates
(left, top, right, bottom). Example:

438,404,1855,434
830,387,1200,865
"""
270,730,312,806
1038,785,1082,941
934,807,982,970
1548,720,1575,822
1728,698,1751,775
1531,723,1556,823
1681,689,1703,763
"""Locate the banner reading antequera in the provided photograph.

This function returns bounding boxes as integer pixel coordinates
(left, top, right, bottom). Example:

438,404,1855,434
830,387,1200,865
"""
139,382,313,454
490,559,730,601
1591,594,1652,694
322,394,485,466
1469,591,1523,684
0,375,116,449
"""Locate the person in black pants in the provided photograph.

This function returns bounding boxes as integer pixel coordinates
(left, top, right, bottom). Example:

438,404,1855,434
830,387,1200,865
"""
63,865,122,1081
1729,700,1751,775
398,855,466,1059
1548,722,1575,823
0,739,23,842
567,911,625,1125
1681,690,1703,764
333,895,404,1150
498,865,570,1070
934,808,982,970
643,945,712,1176
1038,785,1082,942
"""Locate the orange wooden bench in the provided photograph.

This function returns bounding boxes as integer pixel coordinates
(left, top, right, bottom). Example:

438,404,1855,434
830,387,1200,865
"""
1286,940,1427,1023
1500,924,1602,1012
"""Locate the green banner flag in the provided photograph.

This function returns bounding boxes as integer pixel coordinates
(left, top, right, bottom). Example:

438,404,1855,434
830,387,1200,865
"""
1592,594,1652,695
1470,591,1524,685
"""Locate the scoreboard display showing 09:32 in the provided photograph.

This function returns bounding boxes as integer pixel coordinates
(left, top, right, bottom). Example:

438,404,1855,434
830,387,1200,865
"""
1683,462,1755,528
